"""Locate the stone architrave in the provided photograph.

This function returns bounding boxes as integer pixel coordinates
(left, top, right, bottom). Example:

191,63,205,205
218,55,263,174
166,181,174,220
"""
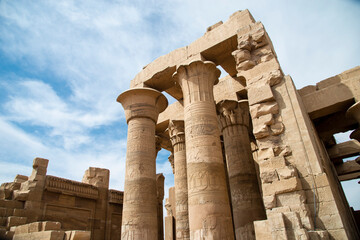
173,60,234,239
346,101,360,141
217,100,266,240
117,88,168,240
168,120,190,240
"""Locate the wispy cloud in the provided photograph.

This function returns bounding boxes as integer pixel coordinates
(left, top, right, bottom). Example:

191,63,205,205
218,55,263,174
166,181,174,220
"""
0,0,359,209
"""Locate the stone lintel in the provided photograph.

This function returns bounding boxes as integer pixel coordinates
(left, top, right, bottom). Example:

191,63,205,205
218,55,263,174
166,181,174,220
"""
130,10,257,99
300,66,360,120
336,159,360,181
327,140,360,160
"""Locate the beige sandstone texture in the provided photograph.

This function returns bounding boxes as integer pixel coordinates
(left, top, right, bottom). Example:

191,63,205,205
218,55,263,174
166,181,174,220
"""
121,9,359,240
117,88,168,240
216,99,266,239
168,120,190,240
0,157,166,240
1,8,359,240
173,60,234,239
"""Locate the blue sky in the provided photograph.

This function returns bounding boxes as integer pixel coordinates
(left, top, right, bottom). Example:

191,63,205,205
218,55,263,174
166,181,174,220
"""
0,0,359,210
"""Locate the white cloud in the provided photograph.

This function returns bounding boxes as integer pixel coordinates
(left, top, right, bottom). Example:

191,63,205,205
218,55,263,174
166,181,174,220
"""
0,116,127,189
0,0,359,214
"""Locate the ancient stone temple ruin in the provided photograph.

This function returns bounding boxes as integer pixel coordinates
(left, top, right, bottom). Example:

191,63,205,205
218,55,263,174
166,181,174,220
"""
1,9,360,240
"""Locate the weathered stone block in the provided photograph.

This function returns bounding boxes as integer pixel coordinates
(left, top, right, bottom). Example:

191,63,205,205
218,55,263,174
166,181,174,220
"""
261,170,278,183
14,175,28,183
14,224,29,234
300,174,329,190
305,186,333,203
12,190,30,201
298,85,317,96
250,101,279,118
268,212,286,230
248,84,274,105
276,191,306,207
276,166,296,180
82,167,110,188
270,122,285,135
263,177,301,196
28,222,42,233
13,230,65,240
260,156,286,172
263,195,276,209
308,230,329,240
283,211,302,229
0,216,7,225
327,229,348,239
7,216,27,228
257,147,275,160
42,221,61,231
273,145,292,157
33,158,49,169
4,230,15,239
13,209,27,217
236,59,255,71
232,49,251,63
254,220,272,239
253,124,270,139
0,199,24,209
64,230,91,240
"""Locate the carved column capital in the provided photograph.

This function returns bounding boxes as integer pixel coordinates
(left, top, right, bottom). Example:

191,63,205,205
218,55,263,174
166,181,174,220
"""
168,120,185,152
117,87,168,239
173,60,220,105
216,100,250,132
117,87,168,123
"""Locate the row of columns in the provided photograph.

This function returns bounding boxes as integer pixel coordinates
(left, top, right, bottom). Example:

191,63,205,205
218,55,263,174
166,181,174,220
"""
117,60,265,240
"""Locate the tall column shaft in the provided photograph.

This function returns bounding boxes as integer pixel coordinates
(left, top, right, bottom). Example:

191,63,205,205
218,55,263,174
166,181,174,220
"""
168,120,190,240
117,88,168,240
217,100,266,240
173,60,234,240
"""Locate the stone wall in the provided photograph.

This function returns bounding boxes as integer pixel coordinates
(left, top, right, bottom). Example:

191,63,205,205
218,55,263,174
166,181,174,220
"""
0,158,165,240
129,9,360,240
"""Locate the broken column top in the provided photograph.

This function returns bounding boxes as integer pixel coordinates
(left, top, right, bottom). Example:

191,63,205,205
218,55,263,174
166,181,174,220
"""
82,167,110,188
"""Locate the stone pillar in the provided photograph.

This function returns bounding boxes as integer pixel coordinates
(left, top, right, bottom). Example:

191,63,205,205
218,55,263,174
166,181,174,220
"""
173,60,234,239
82,167,110,239
168,120,190,240
156,173,165,240
155,136,165,240
13,158,49,222
117,88,168,240
217,99,266,239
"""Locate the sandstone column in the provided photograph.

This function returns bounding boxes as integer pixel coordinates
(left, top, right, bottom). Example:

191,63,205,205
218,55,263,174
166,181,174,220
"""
216,100,266,240
156,136,165,240
117,88,168,240
168,120,190,240
173,60,234,239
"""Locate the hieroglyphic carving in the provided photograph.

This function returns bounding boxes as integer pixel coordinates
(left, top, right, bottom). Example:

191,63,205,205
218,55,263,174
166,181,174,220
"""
117,87,168,239
173,60,234,239
45,176,99,199
109,189,124,204
168,120,189,240
217,99,266,240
